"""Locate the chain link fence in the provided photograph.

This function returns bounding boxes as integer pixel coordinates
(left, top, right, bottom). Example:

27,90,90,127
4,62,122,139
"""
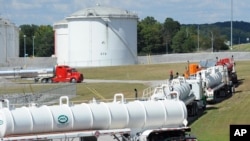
0,81,76,108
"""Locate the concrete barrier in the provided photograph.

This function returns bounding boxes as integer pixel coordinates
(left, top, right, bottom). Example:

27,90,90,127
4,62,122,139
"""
138,52,250,64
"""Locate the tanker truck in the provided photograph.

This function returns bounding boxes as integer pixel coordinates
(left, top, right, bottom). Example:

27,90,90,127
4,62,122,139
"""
0,65,84,83
143,76,206,117
215,56,238,85
0,94,197,141
200,65,233,102
186,64,233,103
198,55,237,85
184,59,235,103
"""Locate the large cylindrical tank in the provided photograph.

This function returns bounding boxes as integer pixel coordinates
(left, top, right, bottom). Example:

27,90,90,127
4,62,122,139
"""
53,6,138,67
163,77,192,101
0,94,187,137
172,83,191,101
205,73,222,88
0,18,19,64
53,20,69,65
0,67,54,78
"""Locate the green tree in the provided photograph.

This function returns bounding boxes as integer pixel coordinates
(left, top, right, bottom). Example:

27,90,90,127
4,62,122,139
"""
200,28,229,52
171,27,196,53
19,24,38,57
34,25,54,57
162,18,181,53
19,24,54,57
137,16,163,55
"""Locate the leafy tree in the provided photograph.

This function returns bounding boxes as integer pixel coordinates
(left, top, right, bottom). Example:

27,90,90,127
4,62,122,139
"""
171,28,186,53
19,24,38,57
162,18,181,53
137,16,163,55
171,27,196,53
199,28,229,52
34,25,54,57
19,24,54,57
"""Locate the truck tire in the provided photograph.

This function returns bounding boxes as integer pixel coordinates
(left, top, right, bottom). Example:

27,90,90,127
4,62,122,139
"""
231,85,235,94
48,78,52,83
71,78,77,83
41,79,47,83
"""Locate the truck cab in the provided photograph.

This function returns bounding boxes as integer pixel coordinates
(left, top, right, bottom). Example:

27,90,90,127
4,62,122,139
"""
52,65,83,83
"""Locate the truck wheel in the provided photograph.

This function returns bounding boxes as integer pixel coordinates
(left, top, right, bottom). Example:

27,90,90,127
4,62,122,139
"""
231,85,235,94
71,78,77,83
48,78,52,83
41,79,47,83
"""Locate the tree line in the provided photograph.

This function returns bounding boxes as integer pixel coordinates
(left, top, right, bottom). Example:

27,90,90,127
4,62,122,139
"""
19,18,250,57
19,24,54,57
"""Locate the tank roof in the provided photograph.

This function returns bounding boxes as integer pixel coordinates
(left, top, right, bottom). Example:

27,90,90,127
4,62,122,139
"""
0,17,11,25
66,5,138,19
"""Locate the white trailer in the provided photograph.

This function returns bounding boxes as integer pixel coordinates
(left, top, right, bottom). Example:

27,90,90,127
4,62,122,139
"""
0,94,197,141
143,76,206,117
198,65,233,102
0,67,54,82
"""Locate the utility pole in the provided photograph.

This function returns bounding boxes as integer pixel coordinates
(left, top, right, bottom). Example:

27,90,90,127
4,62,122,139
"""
210,32,214,53
197,25,200,52
230,0,233,50
32,36,35,57
23,34,26,67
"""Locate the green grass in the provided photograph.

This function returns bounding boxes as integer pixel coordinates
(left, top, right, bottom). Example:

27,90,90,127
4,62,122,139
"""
78,62,188,80
73,83,147,102
231,43,250,51
73,62,189,101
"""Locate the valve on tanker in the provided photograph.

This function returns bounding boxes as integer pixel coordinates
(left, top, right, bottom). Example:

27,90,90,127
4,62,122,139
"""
169,91,180,100
59,96,69,106
113,93,125,103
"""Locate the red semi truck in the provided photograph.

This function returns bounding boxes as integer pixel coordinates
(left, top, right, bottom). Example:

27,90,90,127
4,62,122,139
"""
0,65,84,83
35,65,84,83
51,65,83,83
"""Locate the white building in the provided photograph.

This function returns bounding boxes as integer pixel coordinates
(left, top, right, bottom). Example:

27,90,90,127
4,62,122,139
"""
53,5,138,67
0,17,19,65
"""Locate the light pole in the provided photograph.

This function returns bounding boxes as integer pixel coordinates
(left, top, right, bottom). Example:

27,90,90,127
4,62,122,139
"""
197,25,200,52
210,32,214,52
23,34,26,67
230,0,233,50
32,36,35,57
23,35,26,57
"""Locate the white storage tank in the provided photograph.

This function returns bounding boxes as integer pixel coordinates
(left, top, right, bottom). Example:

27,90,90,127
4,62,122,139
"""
0,17,19,64
53,5,138,67
54,20,69,65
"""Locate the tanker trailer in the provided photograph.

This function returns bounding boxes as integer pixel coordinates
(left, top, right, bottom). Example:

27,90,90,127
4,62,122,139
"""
0,94,196,141
200,65,233,102
149,76,205,116
0,65,83,83
0,67,54,80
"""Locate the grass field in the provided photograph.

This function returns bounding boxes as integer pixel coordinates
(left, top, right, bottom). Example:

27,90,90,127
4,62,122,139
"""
231,43,250,52
72,62,188,101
